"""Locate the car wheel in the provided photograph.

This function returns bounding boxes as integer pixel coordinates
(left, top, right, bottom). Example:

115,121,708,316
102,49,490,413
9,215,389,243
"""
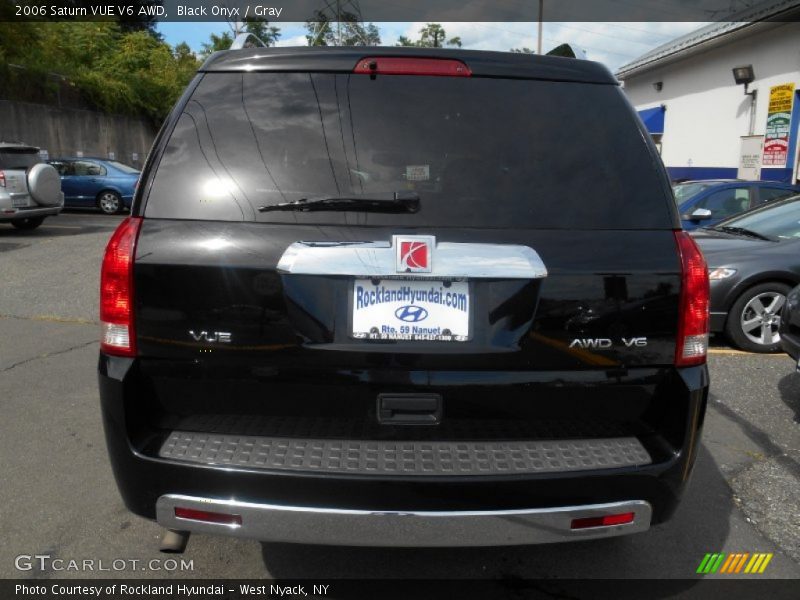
11,217,45,230
725,282,791,353
97,191,123,215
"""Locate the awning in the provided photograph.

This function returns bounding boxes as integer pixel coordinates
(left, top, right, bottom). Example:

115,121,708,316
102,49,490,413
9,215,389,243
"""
637,106,665,135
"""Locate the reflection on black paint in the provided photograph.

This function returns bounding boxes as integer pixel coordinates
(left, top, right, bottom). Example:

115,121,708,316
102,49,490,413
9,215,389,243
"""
604,275,628,301
144,72,673,229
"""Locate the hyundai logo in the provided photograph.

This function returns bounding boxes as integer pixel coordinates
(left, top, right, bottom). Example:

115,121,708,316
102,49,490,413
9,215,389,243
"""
395,305,428,323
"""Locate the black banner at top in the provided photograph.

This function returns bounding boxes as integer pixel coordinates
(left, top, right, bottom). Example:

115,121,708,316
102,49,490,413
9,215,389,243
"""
3,0,800,22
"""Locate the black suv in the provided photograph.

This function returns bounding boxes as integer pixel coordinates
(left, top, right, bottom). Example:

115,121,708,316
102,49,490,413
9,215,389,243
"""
99,47,710,548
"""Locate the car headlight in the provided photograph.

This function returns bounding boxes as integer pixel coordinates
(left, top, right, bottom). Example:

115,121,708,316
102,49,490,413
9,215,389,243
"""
708,267,737,281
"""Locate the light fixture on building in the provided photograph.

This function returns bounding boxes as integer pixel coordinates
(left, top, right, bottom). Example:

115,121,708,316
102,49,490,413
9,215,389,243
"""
653,81,663,92
732,65,756,96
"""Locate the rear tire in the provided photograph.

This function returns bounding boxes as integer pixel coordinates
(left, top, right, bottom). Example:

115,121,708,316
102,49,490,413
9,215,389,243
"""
725,282,790,353
97,191,123,215
11,217,45,230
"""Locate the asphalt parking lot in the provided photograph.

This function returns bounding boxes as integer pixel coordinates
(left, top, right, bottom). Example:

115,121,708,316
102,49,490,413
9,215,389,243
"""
1,211,799,583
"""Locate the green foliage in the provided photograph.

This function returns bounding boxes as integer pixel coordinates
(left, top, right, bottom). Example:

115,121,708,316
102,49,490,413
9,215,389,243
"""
242,19,281,46
0,21,200,123
510,47,536,54
201,31,234,57
200,21,281,58
396,24,461,48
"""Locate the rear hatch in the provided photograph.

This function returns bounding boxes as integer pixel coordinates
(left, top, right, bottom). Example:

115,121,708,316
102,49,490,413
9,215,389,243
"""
0,146,38,207
124,52,690,452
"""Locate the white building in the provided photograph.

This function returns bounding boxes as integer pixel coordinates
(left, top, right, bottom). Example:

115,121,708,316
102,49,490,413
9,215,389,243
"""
617,2,800,184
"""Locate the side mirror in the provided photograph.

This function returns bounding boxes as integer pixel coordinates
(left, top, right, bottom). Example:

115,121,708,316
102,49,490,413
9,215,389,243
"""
684,208,712,221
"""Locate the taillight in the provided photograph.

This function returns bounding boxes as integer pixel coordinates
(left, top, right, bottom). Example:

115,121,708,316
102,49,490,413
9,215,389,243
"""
674,231,709,366
0,170,6,187
353,57,471,77
100,217,142,356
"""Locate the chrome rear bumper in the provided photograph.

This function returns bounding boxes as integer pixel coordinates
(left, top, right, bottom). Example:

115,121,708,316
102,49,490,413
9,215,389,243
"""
0,205,62,220
156,495,652,547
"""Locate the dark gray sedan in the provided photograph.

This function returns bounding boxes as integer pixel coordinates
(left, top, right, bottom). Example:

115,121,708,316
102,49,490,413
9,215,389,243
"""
691,194,800,353
780,284,800,363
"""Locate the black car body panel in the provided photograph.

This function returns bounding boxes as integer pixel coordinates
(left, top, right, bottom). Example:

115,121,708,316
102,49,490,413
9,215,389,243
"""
200,46,619,84
99,47,708,546
134,221,683,368
100,354,707,523
780,284,800,361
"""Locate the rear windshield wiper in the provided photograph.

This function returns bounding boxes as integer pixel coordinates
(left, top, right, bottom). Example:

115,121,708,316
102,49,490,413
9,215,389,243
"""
714,226,774,241
259,192,419,213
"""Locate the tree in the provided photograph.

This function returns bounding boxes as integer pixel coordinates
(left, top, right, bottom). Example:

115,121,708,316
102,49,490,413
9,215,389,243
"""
200,19,280,55
115,1,163,36
173,42,198,71
55,1,163,35
81,30,199,121
201,31,234,57
510,47,535,54
0,20,200,123
241,18,281,46
396,23,461,48
305,19,332,46
304,11,381,46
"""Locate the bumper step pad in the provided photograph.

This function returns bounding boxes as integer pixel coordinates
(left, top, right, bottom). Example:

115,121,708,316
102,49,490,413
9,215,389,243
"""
159,432,651,476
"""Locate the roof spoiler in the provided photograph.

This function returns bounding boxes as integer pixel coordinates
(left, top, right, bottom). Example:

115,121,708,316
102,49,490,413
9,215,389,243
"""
230,33,268,50
547,43,587,60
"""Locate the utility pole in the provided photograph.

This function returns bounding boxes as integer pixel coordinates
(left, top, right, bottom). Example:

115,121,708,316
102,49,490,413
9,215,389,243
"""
537,0,543,55
748,91,758,136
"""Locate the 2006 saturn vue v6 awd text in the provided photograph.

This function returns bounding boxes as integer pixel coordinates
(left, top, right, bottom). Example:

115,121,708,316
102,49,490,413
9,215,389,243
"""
98,47,710,548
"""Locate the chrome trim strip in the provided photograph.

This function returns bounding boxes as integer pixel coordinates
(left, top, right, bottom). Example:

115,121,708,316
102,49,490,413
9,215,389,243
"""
277,238,547,279
156,496,651,547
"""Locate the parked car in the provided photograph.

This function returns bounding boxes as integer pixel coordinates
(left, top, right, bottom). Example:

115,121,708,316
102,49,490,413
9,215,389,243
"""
48,158,139,214
779,283,800,365
691,194,800,353
674,179,800,230
99,47,710,549
0,142,63,230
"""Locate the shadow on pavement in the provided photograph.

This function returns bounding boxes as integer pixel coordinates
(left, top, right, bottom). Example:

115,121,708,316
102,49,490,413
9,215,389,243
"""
709,334,732,348
259,445,735,595
777,371,800,424
0,215,117,239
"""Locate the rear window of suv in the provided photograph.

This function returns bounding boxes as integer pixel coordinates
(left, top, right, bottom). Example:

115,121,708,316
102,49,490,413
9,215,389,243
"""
0,149,40,170
144,72,674,229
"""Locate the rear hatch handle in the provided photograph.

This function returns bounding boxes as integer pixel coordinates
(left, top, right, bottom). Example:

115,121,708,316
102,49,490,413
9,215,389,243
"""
377,393,443,425
278,236,547,280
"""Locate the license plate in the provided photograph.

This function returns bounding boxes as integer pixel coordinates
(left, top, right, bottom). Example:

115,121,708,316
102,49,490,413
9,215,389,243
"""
352,279,469,341
12,196,29,208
